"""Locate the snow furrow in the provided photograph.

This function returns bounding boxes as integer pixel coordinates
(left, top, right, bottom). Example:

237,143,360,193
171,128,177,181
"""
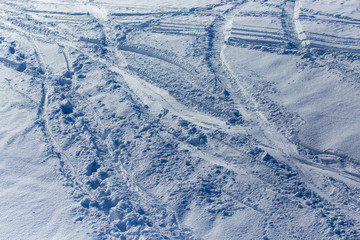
2,0,360,239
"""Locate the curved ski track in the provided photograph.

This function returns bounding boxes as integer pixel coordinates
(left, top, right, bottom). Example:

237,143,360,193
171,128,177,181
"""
1,0,360,239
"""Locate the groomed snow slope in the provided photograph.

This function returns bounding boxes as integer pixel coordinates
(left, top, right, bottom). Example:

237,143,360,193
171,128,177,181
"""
0,0,360,239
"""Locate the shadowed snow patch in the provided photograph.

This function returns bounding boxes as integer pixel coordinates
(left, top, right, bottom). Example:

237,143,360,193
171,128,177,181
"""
60,101,73,115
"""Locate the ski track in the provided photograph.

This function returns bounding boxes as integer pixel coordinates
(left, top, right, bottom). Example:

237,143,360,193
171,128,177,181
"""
221,0,360,184
26,2,193,237
117,44,194,75
1,0,360,239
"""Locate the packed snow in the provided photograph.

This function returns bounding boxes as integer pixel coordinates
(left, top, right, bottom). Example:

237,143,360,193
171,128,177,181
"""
0,0,360,239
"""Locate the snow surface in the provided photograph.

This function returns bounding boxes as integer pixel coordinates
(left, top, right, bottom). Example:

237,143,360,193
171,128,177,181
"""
0,0,360,239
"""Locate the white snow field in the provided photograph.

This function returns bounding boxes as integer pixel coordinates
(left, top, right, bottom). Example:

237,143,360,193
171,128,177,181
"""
0,0,360,239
